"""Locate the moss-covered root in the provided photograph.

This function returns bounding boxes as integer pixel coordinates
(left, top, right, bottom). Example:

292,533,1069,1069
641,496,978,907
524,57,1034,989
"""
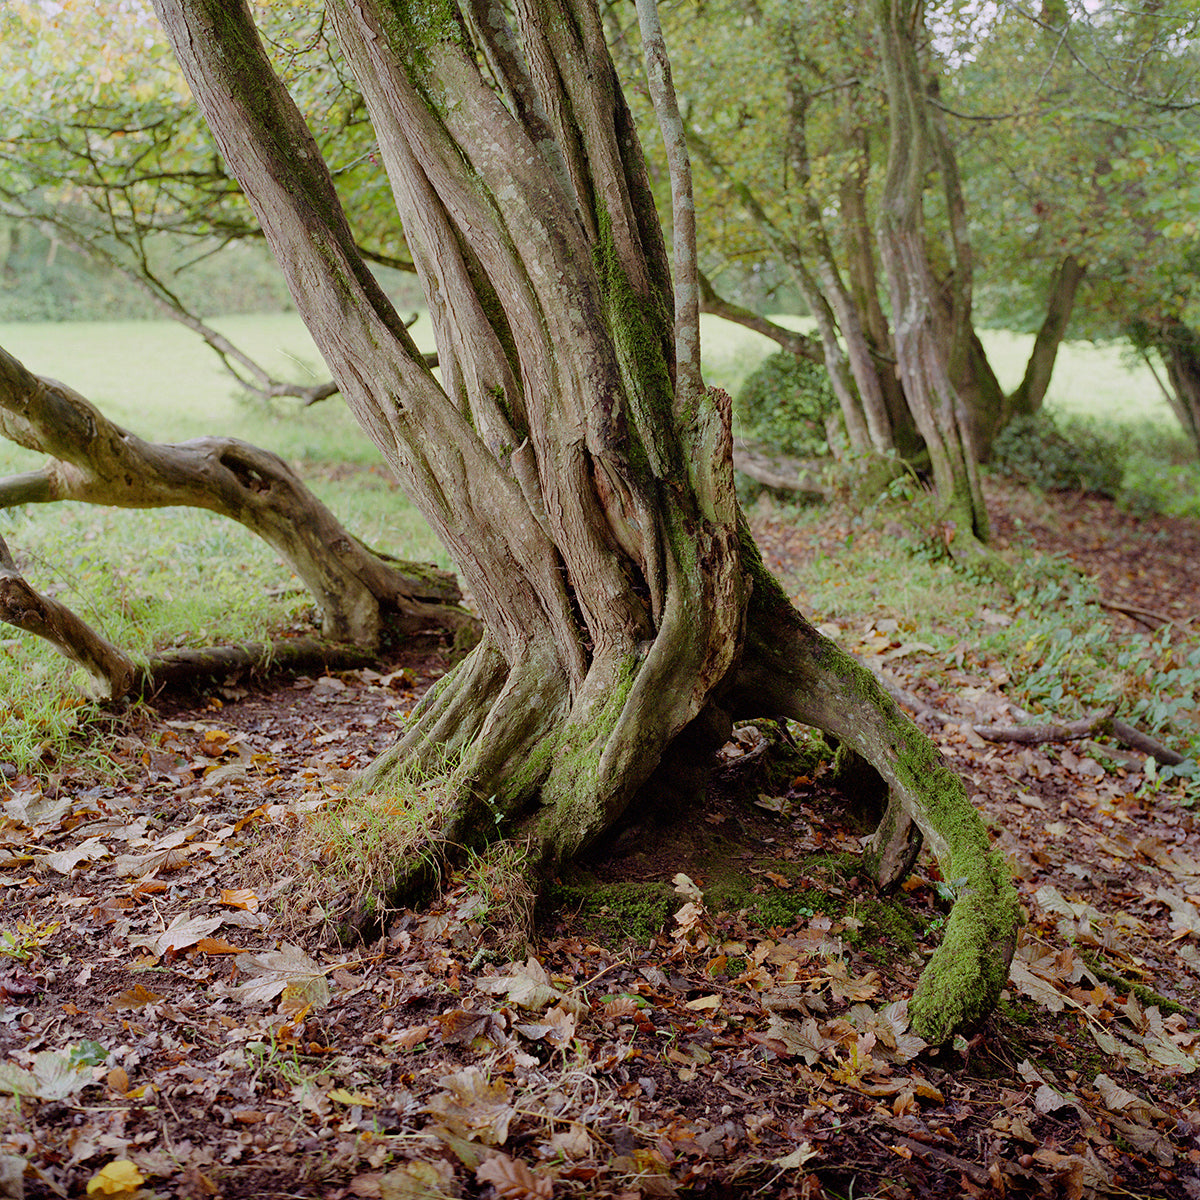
729,538,1021,1042
907,845,1019,1042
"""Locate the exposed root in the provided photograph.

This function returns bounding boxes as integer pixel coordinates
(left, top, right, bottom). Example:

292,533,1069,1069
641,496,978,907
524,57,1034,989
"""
729,537,1021,1042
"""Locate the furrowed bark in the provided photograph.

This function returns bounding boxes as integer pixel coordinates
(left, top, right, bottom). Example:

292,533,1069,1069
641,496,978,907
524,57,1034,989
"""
0,343,466,648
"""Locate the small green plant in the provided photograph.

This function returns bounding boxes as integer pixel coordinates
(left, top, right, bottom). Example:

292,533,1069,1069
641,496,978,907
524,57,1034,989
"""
0,918,61,961
734,351,838,459
245,1036,315,1092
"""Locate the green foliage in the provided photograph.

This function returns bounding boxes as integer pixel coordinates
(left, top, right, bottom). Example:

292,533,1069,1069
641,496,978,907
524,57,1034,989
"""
991,571,1200,763
733,351,837,458
0,919,60,962
991,413,1124,496
0,226,295,322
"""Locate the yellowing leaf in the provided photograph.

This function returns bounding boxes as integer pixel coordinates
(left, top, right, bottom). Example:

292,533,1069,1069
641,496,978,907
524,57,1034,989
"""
685,994,721,1012
220,888,260,912
86,1160,145,1195
329,1088,376,1106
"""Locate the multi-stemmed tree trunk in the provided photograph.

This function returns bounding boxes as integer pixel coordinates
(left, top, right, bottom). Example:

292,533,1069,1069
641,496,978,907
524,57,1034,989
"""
151,0,1018,1043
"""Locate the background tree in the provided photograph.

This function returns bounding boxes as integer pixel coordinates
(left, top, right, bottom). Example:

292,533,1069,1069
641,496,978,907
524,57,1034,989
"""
143,0,1019,1042
650,0,1089,518
953,0,1200,453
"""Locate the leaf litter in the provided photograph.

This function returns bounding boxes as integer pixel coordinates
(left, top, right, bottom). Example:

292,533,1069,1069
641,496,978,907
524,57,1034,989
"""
0,489,1198,1197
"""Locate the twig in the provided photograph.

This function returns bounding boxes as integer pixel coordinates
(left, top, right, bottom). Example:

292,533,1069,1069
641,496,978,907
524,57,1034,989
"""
1094,598,1173,630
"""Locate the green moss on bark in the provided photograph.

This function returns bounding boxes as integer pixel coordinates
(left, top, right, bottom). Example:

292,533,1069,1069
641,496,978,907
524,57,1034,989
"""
593,209,679,480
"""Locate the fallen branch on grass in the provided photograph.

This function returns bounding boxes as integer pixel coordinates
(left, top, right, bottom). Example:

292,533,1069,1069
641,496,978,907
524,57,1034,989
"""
0,532,137,698
0,342,472,649
732,439,828,500
1094,598,1196,631
1,538,384,698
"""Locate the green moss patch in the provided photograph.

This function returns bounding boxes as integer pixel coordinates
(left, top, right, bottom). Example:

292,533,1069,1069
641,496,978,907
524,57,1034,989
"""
542,879,674,946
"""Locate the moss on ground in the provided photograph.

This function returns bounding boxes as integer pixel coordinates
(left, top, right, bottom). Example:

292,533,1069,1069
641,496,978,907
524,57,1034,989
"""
542,879,675,945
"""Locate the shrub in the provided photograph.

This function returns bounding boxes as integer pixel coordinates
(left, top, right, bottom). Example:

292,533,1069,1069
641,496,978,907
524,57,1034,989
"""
734,351,837,459
991,412,1124,496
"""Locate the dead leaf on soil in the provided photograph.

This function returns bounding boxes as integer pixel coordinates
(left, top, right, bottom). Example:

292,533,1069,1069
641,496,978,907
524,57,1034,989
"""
224,943,331,1008
110,985,163,1010
426,1066,516,1146
219,888,260,912
476,1152,553,1199
128,912,224,958
0,1050,90,1100
377,1159,458,1200
477,957,581,1015
41,836,109,875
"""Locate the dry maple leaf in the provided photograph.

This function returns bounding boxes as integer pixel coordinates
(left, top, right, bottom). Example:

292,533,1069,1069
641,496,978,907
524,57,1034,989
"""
476,1152,553,1199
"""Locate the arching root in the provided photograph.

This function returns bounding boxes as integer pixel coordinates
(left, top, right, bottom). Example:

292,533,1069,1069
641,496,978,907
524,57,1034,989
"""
729,548,1021,1043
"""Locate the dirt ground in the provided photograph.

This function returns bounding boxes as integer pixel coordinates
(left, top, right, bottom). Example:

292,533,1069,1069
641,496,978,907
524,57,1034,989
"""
1,479,1198,1199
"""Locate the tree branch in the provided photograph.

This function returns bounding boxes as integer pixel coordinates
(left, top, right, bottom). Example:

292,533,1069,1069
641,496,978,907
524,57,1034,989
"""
0,342,469,648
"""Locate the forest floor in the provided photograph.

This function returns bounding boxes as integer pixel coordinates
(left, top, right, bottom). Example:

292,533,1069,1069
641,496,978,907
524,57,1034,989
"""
1,479,1199,1200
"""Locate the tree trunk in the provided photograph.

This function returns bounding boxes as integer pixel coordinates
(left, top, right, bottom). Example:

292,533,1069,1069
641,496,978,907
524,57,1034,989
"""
1006,255,1086,421
152,0,1018,1042
838,155,925,460
1153,319,1200,454
0,344,466,648
875,0,988,542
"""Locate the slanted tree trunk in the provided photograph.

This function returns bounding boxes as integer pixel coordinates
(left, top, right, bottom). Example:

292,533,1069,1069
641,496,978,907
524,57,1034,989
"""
1152,319,1200,455
1006,255,1086,423
152,0,1018,1042
0,344,466,648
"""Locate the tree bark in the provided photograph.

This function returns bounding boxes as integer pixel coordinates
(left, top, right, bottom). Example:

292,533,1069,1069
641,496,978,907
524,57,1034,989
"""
0,343,467,648
151,0,1019,1042
697,272,824,365
875,0,989,542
